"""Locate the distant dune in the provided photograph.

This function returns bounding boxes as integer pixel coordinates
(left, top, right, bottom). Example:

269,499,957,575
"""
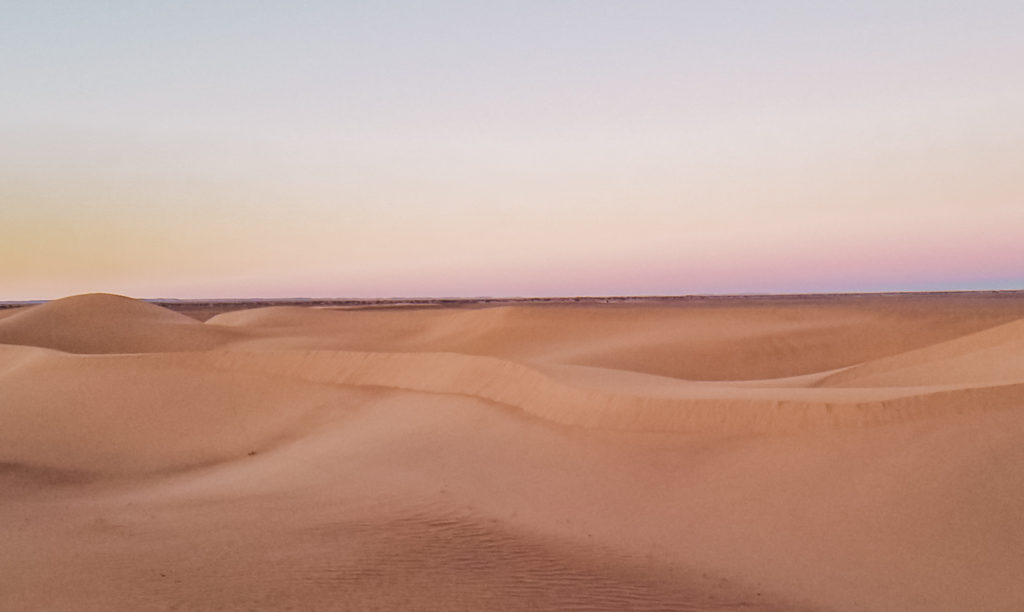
0,293,240,353
3,292,1024,610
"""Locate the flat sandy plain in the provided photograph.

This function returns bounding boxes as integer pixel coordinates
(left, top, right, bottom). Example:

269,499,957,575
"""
2,291,1023,610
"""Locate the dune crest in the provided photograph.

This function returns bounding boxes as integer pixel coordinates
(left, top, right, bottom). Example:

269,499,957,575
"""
202,348,1024,434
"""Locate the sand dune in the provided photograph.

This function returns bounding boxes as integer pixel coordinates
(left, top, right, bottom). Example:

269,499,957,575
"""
0,293,241,354
210,299,1024,380
3,292,1024,610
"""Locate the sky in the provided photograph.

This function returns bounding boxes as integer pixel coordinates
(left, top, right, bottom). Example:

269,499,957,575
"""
2,1,1022,299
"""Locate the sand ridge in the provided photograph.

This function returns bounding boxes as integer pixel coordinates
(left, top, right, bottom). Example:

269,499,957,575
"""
2,292,1023,610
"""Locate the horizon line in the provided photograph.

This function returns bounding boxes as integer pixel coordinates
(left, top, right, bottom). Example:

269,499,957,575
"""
3,288,1024,306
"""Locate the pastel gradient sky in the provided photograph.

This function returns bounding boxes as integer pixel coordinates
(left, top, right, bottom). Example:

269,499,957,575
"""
2,1,1022,299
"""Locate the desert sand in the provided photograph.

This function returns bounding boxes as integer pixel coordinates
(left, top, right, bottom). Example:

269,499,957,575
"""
2,292,1023,610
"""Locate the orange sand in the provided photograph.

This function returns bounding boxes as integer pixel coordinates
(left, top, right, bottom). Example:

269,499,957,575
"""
2,293,1023,610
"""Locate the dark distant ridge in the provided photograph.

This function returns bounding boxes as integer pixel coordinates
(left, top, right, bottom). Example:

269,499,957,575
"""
3,289,1023,310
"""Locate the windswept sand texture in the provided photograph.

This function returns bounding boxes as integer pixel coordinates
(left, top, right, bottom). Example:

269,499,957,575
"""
3,292,1024,610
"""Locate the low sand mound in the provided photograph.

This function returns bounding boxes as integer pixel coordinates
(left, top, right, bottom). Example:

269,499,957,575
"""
206,305,346,328
0,293,241,354
0,307,26,321
817,318,1024,387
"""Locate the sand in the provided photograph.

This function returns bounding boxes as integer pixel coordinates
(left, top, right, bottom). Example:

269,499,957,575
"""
2,292,1023,610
